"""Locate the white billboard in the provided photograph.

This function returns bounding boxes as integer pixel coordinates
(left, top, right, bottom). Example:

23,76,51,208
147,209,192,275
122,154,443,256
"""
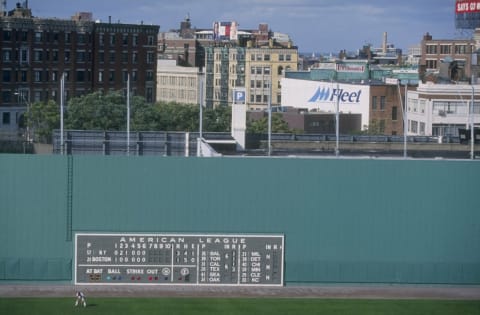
281,78,371,129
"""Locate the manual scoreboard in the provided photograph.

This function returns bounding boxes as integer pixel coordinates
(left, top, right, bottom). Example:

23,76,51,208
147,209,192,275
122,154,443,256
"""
75,233,284,286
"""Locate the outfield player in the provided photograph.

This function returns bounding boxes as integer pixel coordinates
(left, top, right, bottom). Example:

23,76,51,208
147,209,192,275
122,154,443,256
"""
75,291,87,307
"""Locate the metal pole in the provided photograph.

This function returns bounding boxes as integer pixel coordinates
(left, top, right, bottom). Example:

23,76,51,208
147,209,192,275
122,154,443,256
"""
471,78,475,160
60,73,65,155
404,83,408,159
197,72,204,157
127,74,130,156
268,79,272,156
199,74,203,139
335,83,339,157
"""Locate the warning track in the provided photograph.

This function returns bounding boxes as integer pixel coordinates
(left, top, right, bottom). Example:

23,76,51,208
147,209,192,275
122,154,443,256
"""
0,284,479,300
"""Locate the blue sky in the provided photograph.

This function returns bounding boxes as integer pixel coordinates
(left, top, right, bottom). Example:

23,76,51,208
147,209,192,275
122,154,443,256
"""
27,0,459,53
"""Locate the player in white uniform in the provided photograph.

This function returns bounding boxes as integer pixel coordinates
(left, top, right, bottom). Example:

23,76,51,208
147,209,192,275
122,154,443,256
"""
75,291,87,307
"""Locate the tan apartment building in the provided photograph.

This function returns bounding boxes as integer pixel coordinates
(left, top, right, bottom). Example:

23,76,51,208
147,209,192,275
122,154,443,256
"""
156,60,202,105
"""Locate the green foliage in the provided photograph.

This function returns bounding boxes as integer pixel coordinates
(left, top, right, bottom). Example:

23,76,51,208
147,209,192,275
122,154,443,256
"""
0,298,478,315
27,91,235,143
204,106,231,132
65,91,126,131
29,100,60,143
247,113,291,134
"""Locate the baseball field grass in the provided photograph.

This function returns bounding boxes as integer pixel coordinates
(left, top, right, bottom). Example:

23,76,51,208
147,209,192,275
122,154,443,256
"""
1,297,479,315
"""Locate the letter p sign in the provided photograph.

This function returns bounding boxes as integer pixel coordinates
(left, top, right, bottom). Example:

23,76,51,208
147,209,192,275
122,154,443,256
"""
233,90,246,104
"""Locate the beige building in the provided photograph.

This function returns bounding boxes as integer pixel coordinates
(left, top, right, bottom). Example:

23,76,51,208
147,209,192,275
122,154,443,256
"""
205,43,298,109
246,46,298,110
156,60,203,105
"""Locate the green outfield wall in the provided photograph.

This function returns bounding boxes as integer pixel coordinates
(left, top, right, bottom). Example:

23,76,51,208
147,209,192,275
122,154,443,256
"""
0,154,479,284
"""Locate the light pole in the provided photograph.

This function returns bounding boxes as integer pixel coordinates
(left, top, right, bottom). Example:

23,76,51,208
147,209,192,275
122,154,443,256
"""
267,79,272,156
15,90,31,144
470,80,475,160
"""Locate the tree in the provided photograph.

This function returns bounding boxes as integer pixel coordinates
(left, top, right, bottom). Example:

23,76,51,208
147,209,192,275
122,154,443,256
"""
65,91,126,130
29,100,60,143
203,106,231,132
247,113,291,134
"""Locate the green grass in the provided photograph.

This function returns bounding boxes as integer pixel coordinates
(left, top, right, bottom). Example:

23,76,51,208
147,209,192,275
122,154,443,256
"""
0,298,479,315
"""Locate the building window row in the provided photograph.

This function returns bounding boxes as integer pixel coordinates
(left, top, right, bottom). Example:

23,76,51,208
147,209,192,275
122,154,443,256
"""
426,44,473,55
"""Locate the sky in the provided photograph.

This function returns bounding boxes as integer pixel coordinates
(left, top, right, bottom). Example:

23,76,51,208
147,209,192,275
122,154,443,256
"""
24,0,461,53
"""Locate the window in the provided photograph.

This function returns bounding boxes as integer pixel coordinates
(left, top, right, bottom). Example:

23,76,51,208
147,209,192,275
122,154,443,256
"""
455,45,467,54
65,51,71,62
286,54,292,61
132,52,138,63
34,32,42,42
380,96,386,110
379,120,385,133
122,34,128,45
440,45,451,54
411,120,418,133
34,50,43,62
147,52,154,64
34,71,41,82
426,45,437,54
392,106,398,121
122,52,128,63
65,32,71,43
426,59,437,69
146,70,153,81
20,48,29,63
264,67,271,75
372,96,377,110
99,51,104,63
52,50,59,62
76,70,85,82
3,30,11,41
2,91,12,103
148,36,155,46
98,71,104,82
2,50,12,62
99,34,105,45
133,35,138,46
110,34,116,45
34,91,42,102
3,70,11,82
77,33,86,44
264,54,270,61
146,87,153,102
2,112,11,125
109,71,115,82
110,51,116,62
76,51,86,62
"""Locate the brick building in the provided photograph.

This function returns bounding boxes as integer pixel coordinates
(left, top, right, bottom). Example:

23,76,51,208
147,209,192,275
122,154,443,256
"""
0,3,159,138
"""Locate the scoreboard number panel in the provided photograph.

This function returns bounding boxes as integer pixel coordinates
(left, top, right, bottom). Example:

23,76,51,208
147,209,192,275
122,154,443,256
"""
74,233,284,286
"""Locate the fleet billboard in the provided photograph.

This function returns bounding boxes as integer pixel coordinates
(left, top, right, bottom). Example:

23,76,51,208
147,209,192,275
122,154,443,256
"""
281,78,370,130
